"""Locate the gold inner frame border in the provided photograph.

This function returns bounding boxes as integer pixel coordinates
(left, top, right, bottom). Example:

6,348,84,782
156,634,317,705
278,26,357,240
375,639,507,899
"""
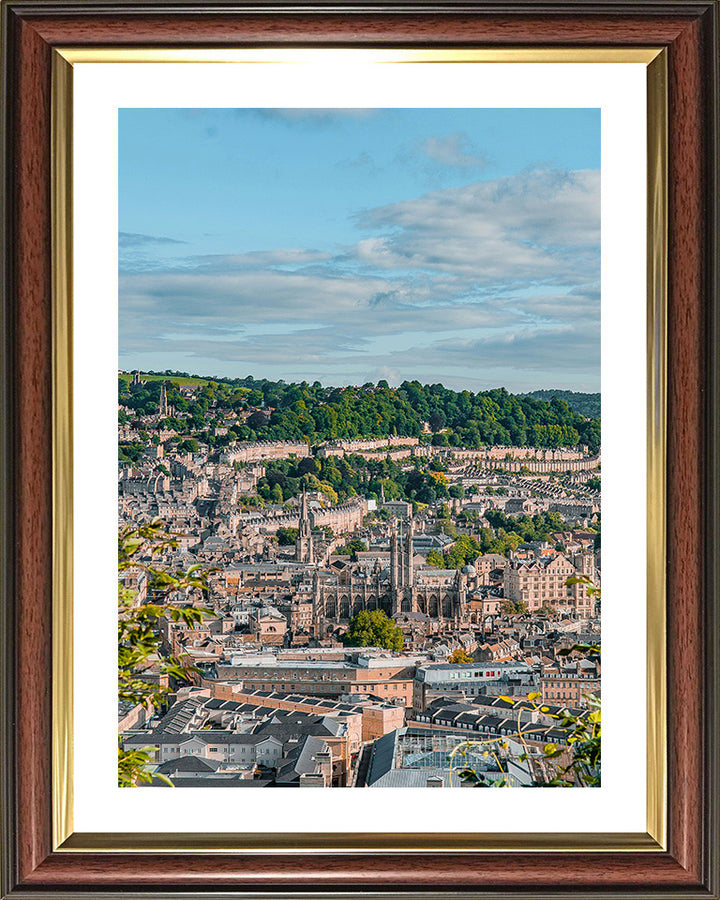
51,46,667,854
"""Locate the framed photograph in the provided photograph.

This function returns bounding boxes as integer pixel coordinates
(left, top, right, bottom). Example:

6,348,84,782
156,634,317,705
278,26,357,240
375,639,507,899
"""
1,2,718,898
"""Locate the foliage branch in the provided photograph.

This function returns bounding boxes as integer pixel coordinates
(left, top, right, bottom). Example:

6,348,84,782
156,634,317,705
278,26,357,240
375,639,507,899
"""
118,519,215,786
450,577,601,787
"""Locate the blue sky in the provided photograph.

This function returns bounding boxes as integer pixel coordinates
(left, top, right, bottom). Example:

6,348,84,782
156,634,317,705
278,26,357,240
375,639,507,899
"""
119,108,600,392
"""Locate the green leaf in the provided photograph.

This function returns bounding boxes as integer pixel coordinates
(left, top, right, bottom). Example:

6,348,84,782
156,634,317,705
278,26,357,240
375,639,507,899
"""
154,773,175,787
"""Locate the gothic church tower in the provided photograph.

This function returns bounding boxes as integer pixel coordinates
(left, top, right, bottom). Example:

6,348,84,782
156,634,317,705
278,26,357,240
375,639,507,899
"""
296,489,314,564
159,381,169,418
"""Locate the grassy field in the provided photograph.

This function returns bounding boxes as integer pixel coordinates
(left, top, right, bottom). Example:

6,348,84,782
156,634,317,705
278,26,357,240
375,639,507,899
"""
118,372,211,387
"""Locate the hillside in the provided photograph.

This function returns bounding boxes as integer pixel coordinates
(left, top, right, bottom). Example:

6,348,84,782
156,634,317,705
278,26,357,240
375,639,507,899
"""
119,371,211,388
520,390,600,419
119,374,601,453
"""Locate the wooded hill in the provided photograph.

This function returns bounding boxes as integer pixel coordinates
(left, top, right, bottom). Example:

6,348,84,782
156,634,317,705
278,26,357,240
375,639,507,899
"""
119,374,600,453
520,390,600,419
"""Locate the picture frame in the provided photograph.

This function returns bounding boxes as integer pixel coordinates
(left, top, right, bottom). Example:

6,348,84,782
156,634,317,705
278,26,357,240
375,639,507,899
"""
1,1,718,897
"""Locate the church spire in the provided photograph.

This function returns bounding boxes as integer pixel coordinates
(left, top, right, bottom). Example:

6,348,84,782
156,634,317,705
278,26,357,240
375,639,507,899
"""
296,486,314,564
159,381,168,418
390,518,399,590
405,518,414,588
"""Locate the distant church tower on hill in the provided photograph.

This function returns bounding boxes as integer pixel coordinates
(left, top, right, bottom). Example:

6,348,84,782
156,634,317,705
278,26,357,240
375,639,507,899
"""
159,382,169,418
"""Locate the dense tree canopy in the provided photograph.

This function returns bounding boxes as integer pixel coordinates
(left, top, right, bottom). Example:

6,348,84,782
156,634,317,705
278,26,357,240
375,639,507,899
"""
520,390,601,419
119,375,600,453
337,538,368,557
424,510,589,568
255,454,454,507
275,527,298,546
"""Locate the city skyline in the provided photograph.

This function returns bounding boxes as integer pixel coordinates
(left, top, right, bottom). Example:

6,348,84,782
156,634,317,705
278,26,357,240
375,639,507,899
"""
119,107,600,393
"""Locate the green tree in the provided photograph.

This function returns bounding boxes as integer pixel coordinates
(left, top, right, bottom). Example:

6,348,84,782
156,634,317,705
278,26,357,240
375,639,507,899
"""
318,481,339,504
343,609,404,651
443,533,482,568
500,599,529,617
276,526,298,545
337,537,367,557
448,648,473,664
425,549,445,568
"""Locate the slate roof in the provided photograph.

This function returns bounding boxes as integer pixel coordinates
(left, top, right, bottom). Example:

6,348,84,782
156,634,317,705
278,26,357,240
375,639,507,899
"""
275,735,330,784
122,697,204,744
365,729,399,786
455,712,482,727
251,711,346,737
127,730,283,747
367,767,455,788
149,776,272,788
155,756,221,775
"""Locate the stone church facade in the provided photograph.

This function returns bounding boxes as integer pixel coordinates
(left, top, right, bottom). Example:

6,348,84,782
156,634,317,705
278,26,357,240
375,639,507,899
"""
310,520,472,631
294,495,598,634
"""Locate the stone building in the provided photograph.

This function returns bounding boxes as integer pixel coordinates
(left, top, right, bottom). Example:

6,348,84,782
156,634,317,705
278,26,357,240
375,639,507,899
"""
240,496,367,536
312,521,473,629
503,551,598,615
220,441,310,464
540,658,601,706
317,436,418,458
248,606,287,645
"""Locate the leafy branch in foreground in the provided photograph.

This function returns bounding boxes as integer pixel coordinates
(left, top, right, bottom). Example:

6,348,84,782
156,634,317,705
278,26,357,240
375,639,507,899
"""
118,519,215,786
448,691,601,788
449,576,601,787
118,743,173,788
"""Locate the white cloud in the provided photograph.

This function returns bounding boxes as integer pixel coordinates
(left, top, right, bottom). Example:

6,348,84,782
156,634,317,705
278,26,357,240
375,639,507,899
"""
119,166,600,388
248,108,378,126
353,167,599,282
194,249,334,269
119,232,187,247
421,132,487,169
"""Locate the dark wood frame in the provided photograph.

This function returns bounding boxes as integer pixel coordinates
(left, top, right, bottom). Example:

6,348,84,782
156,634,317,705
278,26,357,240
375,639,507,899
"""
1,2,718,897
